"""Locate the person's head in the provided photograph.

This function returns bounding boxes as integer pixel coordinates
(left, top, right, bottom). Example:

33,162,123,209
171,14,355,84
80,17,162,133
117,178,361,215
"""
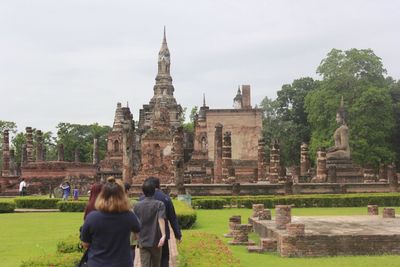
66,182,70,186
95,181,131,213
21,178,24,181
146,176,160,189
89,183,103,201
142,179,156,197
124,182,131,193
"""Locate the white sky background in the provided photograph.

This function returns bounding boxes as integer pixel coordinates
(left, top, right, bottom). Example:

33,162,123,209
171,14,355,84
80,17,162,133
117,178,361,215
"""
0,0,399,134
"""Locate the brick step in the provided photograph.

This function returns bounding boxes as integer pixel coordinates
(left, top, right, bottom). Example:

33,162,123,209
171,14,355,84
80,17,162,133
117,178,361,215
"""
261,238,277,251
247,245,264,253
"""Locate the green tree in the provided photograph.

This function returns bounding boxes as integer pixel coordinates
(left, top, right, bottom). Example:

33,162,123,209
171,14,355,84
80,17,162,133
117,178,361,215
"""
305,48,394,168
56,123,111,162
274,77,318,165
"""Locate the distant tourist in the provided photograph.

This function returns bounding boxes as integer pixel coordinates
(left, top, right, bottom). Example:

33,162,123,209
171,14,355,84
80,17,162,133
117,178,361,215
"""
83,183,103,220
73,186,79,201
140,177,182,267
19,178,27,196
60,182,71,201
80,180,140,267
135,179,166,267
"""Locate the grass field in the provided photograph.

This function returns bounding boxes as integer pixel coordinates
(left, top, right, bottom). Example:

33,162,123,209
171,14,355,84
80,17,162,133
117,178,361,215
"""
2,207,400,267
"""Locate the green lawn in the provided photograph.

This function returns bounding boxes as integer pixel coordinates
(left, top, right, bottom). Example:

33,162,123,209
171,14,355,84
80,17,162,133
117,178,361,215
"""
0,212,82,267
190,207,400,267
2,207,400,267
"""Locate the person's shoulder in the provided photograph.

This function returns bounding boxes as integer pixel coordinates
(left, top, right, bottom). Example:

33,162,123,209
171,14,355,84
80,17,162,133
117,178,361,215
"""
155,190,171,202
85,210,102,221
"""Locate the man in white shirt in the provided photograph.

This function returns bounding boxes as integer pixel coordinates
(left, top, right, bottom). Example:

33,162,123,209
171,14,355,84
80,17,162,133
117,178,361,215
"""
19,179,27,196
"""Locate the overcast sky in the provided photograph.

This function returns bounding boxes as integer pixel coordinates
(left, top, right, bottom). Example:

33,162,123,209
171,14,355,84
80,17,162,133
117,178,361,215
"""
1,0,399,134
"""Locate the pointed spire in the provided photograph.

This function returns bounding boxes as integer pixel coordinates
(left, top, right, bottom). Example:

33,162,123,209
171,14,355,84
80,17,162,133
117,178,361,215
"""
203,93,206,107
237,85,241,95
163,25,167,44
340,95,344,108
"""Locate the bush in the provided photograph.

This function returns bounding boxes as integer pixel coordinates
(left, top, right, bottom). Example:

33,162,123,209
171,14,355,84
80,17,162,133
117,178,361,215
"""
178,232,241,267
173,200,197,229
192,198,227,209
191,193,400,209
20,252,82,267
58,201,87,212
57,235,82,253
14,197,60,209
0,201,16,213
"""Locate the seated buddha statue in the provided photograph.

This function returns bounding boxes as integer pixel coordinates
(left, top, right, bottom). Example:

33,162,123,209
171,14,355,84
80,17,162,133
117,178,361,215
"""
327,98,351,160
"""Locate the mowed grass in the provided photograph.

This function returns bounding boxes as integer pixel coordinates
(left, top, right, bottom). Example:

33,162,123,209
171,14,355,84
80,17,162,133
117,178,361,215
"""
0,212,82,267
190,207,400,267
2,207,400,266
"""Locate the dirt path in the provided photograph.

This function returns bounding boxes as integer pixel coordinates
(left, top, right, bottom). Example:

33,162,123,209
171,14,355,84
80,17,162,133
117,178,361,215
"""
134,224,178,267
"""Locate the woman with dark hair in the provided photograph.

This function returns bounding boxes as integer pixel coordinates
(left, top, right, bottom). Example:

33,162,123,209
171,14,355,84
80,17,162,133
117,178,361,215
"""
80,180,141,267
83,183,103,220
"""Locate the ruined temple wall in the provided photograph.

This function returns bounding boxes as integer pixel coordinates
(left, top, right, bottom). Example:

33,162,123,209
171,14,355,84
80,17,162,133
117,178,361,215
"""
205,109,262,161
21,162,97,179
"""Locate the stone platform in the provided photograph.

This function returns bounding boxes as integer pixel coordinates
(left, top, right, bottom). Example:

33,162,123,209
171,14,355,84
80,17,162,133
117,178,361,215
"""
252,215,400,257
326,158,363,183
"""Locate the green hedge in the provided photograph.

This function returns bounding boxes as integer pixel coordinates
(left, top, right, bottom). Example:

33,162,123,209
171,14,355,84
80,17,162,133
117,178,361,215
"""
20,252,82,267
173,200,197,229
191,193,400,209
14,197,60,209
58,201,87,212
192,198,227,209
0,201,15,213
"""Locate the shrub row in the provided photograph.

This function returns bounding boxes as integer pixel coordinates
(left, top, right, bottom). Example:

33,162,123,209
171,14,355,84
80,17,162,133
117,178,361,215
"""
192,193,400,209
20,252,82,267
173,200,197,229
0,201,16,213
14,197,60,209
192,198,227,209
57,201,87,212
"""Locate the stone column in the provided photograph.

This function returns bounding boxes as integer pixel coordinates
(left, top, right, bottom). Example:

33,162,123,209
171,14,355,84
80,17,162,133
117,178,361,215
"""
315,148,327,182
378,163,388,182
93,138,99,165
2,130,10,176
21,144,27,166
383,208,395,218
25,127,34,163
388,163,398,192
224,215,241,238
42,147,47,161
275,205,291,229
258,209,272,220
58,144,65,161
35,130,43,162
368,205,379,215
9,148,15,176
228,224,255,246
222,131,233,179
300,143,310,176
122,124,133,184
214,123,223,183
74,148,80,163
172,127,185,194
269,140,280,184
252,204,265,218
257,138,266,182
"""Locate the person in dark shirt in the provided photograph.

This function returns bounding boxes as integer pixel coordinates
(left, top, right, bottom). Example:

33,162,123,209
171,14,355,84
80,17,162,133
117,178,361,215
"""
81,180,141,267
140,177,182,267
135,179,166,267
